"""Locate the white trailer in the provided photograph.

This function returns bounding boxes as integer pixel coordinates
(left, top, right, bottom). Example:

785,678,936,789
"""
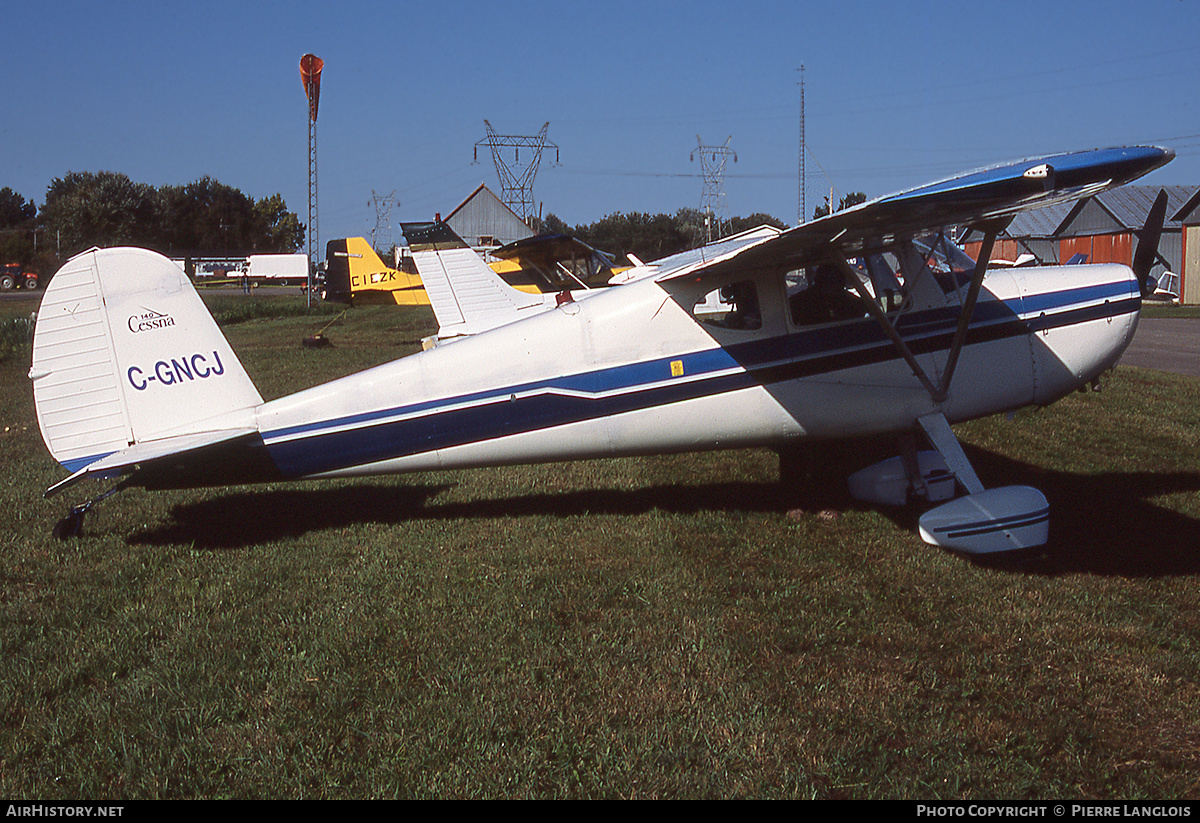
246,254,309,284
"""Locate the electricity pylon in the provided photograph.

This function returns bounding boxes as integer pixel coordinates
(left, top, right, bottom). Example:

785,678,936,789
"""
371,190,396,252
474,121,559,225
691,135,737,242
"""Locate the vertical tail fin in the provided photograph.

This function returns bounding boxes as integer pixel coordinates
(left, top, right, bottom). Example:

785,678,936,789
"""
323,237,427,305
30,247,263,473
401,222,549,338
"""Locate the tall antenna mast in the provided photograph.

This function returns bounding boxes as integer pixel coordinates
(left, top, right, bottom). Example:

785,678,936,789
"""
691,135,737,242
798,65,806,225
300,54,323,306
474,121,558,227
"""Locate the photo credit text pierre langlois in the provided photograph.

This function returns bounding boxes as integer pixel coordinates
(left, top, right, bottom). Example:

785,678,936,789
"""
917,807,1193,818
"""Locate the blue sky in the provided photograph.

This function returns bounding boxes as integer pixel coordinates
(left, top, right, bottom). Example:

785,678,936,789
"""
3,0,1199,251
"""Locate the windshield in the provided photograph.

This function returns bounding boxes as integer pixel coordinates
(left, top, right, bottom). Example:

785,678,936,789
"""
912,233,976,274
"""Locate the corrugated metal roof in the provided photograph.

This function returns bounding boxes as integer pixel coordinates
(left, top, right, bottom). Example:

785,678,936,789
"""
1083,185,1193,230
1003,201,1077,238
1003,185,1198,238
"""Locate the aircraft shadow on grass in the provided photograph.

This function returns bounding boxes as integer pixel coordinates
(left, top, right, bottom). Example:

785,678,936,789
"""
128,442,1200,578
951,443,1200,576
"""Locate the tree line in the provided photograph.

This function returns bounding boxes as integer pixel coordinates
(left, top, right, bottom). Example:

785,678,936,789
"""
540,208,790,265
536,193,867,265
0,172,304,276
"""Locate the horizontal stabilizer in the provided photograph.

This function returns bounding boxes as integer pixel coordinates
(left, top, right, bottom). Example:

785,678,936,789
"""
44,427,259,497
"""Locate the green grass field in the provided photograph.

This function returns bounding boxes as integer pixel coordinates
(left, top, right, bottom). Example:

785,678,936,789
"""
2,290,1200,799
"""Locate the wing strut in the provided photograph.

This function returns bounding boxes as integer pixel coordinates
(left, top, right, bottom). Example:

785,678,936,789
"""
828,220,1004,404
936,221,1004,402
828,254,939,398
917,412,984,495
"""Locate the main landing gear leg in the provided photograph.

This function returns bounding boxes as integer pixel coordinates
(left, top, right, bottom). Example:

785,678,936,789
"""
53,480,130,540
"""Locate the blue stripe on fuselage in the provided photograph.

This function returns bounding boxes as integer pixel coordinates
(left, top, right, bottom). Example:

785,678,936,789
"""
261,280,1137,478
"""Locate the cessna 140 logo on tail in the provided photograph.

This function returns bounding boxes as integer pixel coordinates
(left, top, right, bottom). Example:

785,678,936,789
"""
127,308,176,334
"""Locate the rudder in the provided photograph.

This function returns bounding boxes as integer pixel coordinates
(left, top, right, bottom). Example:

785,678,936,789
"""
30,247,263,473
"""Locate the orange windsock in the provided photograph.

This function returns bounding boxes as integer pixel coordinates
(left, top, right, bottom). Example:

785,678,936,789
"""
300,54,323,121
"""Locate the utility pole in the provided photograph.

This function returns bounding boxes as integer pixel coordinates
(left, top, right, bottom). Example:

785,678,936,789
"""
474,121,558,227
300,54,323,306
691,135,737,242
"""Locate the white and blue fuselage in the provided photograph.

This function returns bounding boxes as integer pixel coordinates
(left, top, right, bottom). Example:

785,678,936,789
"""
252,263,1139,482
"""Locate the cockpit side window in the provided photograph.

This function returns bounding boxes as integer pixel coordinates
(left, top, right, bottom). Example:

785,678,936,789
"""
694,279,762,331
789,263,868,326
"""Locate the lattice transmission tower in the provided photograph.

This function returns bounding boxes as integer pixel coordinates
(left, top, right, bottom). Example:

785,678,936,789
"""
691,135,737,242
474,121,559,226
371,190,396,252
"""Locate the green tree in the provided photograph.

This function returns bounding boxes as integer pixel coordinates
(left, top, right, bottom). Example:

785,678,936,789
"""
41,171,159,256
39,173,304,259
574,211,694,263
539,213,572,237
557,208,788,264
157,177,259,252
814,192,867,220
156,179,303,253
729,213,788,234
251,193,305,253
0,187,38,265
0,188,36,227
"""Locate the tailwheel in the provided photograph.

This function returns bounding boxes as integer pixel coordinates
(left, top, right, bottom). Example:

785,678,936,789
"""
53,503,91,540
52,480,130,540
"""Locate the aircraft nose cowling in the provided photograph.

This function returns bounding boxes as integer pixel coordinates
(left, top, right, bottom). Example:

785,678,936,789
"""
1026,263,1141,405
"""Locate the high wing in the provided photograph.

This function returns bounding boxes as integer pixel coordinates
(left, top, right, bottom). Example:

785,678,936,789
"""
650,146,1172,287
608,224,783,285
490,233,618,291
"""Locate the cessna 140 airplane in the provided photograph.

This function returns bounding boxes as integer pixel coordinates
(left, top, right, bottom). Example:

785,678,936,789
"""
29,145,1173,555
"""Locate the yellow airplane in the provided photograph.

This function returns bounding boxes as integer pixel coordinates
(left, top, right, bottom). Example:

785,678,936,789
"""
487,234,625,294
323,235,628,305
322,237,429,305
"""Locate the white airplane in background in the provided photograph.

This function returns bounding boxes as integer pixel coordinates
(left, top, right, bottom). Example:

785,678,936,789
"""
28,146,1173,555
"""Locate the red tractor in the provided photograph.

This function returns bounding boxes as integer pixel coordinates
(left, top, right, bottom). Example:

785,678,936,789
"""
0,262,38,291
